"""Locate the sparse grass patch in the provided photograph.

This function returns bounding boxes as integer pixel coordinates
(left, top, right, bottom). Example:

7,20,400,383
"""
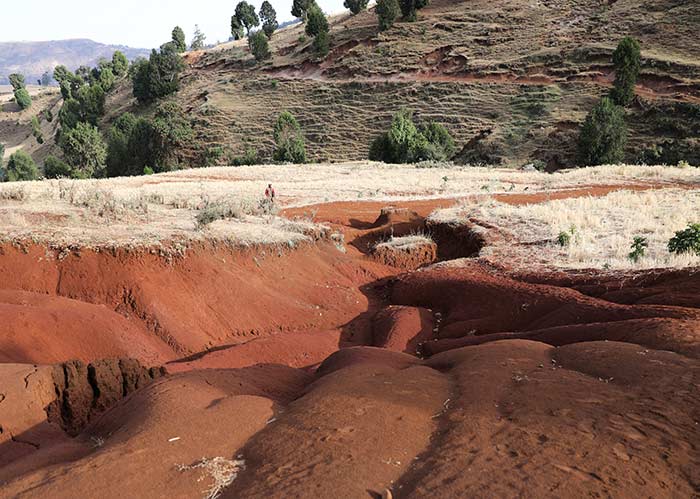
177,456,245,499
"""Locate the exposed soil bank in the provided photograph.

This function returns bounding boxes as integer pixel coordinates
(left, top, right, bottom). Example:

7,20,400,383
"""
0,241,394,365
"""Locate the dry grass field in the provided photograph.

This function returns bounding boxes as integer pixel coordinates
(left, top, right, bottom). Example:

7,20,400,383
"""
0,162,697,270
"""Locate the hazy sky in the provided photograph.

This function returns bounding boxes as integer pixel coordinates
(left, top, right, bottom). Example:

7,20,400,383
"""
4,0,345,48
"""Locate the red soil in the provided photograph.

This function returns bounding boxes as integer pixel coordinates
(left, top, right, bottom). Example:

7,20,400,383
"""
1,185,699,497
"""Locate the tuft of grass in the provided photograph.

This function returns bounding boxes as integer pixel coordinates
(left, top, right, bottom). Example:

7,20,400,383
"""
177,456,245,499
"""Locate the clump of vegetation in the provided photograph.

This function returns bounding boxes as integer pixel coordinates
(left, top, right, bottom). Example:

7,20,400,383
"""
399,0,429,22
3,151,39,182
106,102,193,177
231,148,260,166
31,116,44,144
291,0,314,19
557,225,577,247
273,111,307,163
577,97,627,166
260,1,279,38
668,223,700,256
250,31,271,62
628,236,648,262
59,121,108,178
132,44,185,104
44,156,76,179
9,74,32,110
369,109,456,163
306,4,331,58
376,0,400,31
172,26,187,52
611,37,641,107
344,0,369,14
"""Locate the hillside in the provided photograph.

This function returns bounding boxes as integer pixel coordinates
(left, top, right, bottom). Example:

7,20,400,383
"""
155,0,699,168
0,39,150,85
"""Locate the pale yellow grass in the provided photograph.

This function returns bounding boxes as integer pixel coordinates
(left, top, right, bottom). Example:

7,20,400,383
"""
375,233,435,251
432,188,700,270
0,162,696,252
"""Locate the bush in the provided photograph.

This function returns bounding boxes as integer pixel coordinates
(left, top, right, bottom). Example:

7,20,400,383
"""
231,148,259,166
557,231,571,247
59,122,107,177
577,97,627,166
143,166,155,175
44,155,74,178
376,0,400,31
4,151,38,182
668,223,700,256
313,31,330,58
106,112,138,177
369,110,455,163
14,87,32,110
31,116,44,144
628,236,648,263
250,31,271,62
611,37,641,107
112,51,129,76
273,111,307,163
344,0,369,14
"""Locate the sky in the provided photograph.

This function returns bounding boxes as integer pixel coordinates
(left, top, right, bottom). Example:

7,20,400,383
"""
3,0,345,49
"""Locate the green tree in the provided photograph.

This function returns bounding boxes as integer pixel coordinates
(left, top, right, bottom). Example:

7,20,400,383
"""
292,0,314,19
231,17,245,40
54,66,84,99
249,30,272,62
14,87,32,110
344,0,369,14
190,24,207,50
4,151,38,181
611,37,641,107
59,122,107,177
112,51,129,76
399,0,428,21
312,30,330,58
75,84,106,124
149,102,194,168
172,26,187,52
273,111,307,163
58,98,82,130
419,122,456,159
132,47,184,104
578,97,627,166
260,1,279,38
369,110,454,163
8,73,25,91
44,155,74,178
305,5,329,36
234,2,260,36
97,67,116,92
106,112,139,176
376,0,399,31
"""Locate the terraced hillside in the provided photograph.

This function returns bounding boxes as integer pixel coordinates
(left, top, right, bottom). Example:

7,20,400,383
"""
148,0,700,168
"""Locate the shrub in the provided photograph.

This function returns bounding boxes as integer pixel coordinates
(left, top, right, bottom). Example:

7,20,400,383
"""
250,31,271,62
4,151,38,182
376,0,400,31
231,148,259,166
611,37,641,107
557,231,571,247
44,155,74,178
273,111,307,163
344,0,369,14
143,166,155,175
668,223,700,256
59,122,107,177
14,87,32,110
106,112,138,177
31,116,44,144
577,97,627,166
369,110,455,163
9,73,25,91
628,236,648,263
260,1,279,38
313,31,330,58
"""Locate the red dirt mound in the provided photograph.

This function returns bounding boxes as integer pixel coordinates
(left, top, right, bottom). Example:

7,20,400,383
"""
372,305,434,353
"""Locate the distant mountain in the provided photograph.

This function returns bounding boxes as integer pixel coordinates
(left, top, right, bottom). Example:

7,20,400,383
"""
0,39,151,85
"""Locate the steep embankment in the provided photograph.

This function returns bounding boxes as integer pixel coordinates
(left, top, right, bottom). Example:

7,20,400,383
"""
167,0,700,167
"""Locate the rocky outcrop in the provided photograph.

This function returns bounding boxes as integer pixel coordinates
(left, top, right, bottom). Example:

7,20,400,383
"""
46,358,166,436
